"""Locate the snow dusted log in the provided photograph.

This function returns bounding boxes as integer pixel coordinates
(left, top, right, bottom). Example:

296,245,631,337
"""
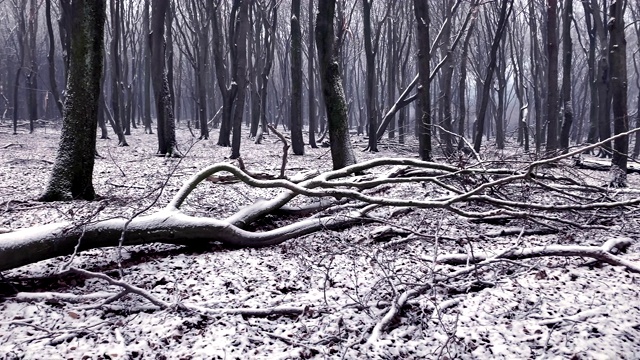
422,237,640,272
0,210,366,272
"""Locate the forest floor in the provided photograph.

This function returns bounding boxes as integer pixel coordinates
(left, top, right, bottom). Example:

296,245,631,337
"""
0,123,639,359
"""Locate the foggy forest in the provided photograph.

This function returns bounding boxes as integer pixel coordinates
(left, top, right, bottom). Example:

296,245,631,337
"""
1,0,640,358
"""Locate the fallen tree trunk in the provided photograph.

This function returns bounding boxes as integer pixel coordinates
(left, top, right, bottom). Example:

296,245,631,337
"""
0,210,368,272
2,130,640,273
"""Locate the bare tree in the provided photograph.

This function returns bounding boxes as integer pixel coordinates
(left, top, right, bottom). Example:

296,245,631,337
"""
307,0,317,148
40,0,106,201
608,0,628,186
45,0,63,117
109,0,128,146
413,0,431,160
472,0,513,153
559,0,573,151
316,0,357,169
545,0,560,152
290,0,304,155
229,0,249,159
151,0,178,156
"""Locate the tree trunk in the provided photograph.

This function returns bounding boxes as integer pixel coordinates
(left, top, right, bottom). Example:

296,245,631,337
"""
591,0,611,154
290,0,305,155
143,0,153,134
230,0,249,159
545,0,560,152
414,0,431,161
458,17,475,150
110,0,128,146
45,0,63,118
439,0,454,155
26,0,38,133
39,0,106,201
473,0,512,153
559,0,573,151
608,0,628,186
308,0,317,148
151,0,178,157
363,0,378,152
316,0,357,169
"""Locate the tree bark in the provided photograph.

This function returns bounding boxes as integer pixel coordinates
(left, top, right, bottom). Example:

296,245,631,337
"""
290,0,305,155
230,0,249,159
151,0,178,157
608,0,628,186
414,0,431,161
316,0,357,169
40,0,106,201
363,0,378,152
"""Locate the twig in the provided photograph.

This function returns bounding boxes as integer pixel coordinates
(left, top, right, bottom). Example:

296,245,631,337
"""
69,267,171,308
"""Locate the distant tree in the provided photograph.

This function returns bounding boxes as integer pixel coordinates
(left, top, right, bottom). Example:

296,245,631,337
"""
215,0,249,151
308,0,317,148
316,0,357,169
109,0,128,146
559,0,573,151
25,0,39,133
40,0,106,201
143,0,153,134
545,0,560,152
472,0,512,153
45,0,63,118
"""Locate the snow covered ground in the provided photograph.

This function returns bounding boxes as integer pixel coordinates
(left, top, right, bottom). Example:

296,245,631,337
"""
0,126,639,359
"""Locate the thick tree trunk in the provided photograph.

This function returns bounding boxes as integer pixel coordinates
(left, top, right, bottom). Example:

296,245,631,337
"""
290,0,305,155
316,0,357,169
608,0,628,186
0,210,365,273
40,0,106,201
151,0,178,157
414,0,431,161
230,0,249,159
363,0,378,152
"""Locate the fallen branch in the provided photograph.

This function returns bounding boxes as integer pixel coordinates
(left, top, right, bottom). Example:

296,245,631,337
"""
423,237,638,271
538,307,605,326
366,237,639,345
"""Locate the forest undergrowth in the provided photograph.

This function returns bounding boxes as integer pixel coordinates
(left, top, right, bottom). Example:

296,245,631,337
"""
0,125,639,359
